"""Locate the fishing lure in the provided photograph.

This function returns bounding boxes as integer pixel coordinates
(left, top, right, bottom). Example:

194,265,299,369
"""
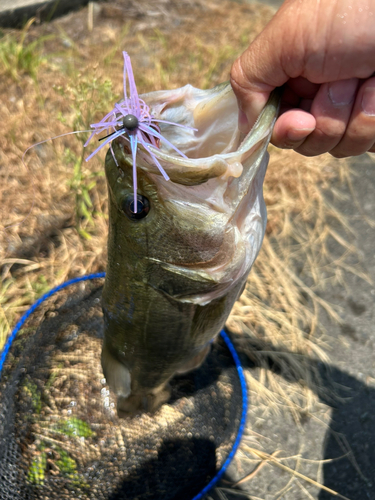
84,51,195,212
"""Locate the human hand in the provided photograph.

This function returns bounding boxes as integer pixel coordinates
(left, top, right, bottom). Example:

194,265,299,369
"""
230,0,375,157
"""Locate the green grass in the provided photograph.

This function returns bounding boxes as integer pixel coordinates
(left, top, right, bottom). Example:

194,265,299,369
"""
55,75,116,238
0,18,51,81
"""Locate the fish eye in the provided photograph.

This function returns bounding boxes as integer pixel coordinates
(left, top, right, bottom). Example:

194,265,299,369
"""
122,194,150,220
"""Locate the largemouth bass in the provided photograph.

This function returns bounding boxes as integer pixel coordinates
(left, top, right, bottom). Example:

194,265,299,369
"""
101,82,280,415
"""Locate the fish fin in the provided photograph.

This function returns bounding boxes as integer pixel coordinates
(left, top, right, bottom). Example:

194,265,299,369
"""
175,343,212,374
147,260,231,303
101,342,131,398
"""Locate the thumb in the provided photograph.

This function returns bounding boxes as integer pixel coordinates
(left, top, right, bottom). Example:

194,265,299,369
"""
230,17,291,133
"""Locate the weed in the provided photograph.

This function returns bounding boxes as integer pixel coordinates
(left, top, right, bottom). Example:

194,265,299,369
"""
55,448,89,488
0,18,51,81
55,417,94,439
103,24,131,66
0,278,18,348
28,450,47,485
64,148,104,239
61,77,116,136
30,275,50,298
23,379,42,414
27,443,89,489
53,76,115,237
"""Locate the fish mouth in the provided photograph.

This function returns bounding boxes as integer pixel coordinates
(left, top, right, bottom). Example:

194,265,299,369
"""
115,83,280,189
142,85,280,227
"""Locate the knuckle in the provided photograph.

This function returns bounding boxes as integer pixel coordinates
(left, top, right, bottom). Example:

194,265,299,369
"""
294,144,321,157
329,150,349,159
314,121,346,142
272,135,304,150
230,58,248,91
330,142,370,157
294,134,333,156
346,127,375,145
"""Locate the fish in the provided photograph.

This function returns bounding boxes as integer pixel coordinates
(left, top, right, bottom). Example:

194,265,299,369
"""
100,80,280,415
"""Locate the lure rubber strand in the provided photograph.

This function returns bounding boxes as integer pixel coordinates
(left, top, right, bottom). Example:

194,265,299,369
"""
139,123,188,159
130,134,138,211
137,133,170,181
124,52,140,114
151,118,198,131
85,128,125,162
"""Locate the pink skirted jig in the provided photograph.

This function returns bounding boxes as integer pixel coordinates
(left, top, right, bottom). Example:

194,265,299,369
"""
84,51,195,212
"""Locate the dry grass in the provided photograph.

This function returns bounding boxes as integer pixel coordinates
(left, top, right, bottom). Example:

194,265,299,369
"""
227,149,355,420
0,0,275,346
0,3,362,492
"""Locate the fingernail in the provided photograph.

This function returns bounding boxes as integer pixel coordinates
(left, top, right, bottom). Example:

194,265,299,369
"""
362,86,375,116
328,78,358,106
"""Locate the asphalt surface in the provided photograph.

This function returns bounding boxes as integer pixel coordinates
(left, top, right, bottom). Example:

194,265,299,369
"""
0,0,90,27
316,154,375,499
214,156,375,500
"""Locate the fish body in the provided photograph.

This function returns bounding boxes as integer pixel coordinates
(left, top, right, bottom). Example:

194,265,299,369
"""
101,82,280,414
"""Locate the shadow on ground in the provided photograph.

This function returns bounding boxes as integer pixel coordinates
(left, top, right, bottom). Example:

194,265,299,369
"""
109,438,216,500
230,339,375,499
318,366,374,499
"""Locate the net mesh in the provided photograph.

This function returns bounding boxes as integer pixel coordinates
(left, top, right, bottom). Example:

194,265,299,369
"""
0,278,243,500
